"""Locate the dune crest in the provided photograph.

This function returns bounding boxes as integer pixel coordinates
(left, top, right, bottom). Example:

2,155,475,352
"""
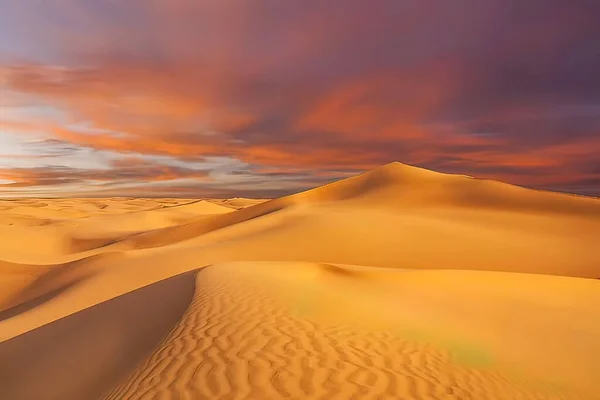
285,162,600,215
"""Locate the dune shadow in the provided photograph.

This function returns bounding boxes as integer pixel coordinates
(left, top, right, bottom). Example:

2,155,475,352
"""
0,280,81,322
68,236,122,253
0,270,198,400
316,263,369,278
0,254,122,317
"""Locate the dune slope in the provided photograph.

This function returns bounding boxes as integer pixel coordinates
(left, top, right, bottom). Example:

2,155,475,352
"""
0,272,196,400
63,162,599,278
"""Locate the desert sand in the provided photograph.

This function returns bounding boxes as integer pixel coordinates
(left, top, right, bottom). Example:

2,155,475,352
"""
0,162,599,400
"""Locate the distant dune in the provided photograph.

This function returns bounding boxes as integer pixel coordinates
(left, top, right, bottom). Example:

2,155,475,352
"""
1,163,599,400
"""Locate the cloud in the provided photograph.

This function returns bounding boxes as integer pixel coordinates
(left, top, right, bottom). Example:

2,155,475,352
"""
0,0,599,196
0,156,211,190
20,138,83,157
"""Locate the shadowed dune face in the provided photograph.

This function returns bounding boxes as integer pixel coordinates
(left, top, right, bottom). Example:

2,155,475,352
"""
0,281,81,322
0,164,599,399
315,262,371,278
0,253,124,315
0,271,197,400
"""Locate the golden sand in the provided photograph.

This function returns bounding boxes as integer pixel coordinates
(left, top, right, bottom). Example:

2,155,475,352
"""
1,163,599,400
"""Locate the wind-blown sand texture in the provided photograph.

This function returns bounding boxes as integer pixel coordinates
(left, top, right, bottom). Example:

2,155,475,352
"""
1,163,599,400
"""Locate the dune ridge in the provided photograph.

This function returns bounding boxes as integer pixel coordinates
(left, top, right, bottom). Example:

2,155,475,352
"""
0,271,197,400
1,163,599,400
101,262,599,400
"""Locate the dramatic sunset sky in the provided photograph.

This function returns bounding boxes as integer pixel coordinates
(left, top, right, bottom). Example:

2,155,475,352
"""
1,0,599,197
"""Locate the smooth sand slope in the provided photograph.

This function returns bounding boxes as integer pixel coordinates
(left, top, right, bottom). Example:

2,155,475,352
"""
0,162,599,400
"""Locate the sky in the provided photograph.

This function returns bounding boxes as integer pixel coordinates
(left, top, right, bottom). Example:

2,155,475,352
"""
0,0,599,198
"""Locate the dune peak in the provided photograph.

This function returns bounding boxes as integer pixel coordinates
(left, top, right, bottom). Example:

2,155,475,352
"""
363,161,442,178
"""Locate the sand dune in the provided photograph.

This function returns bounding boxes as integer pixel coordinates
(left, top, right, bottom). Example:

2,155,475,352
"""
0,163,599,399
2,262,598,399
36,162,597,277
0,198,235,262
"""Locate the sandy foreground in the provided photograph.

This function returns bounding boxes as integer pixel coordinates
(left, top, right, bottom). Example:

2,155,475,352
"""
0,162,599,400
